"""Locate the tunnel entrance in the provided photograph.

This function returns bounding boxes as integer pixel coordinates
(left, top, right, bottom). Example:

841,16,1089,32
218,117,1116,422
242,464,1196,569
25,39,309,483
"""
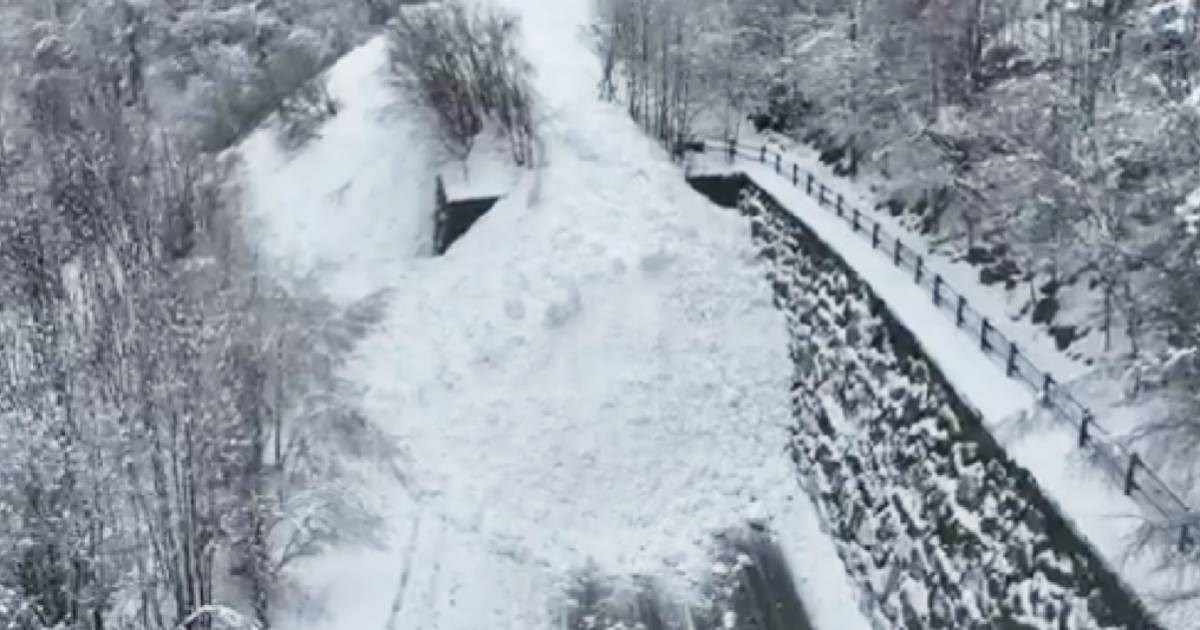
685,174,748,210
432,174,501,255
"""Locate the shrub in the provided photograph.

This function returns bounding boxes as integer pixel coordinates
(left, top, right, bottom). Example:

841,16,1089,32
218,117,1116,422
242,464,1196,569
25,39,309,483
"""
276,76,340,151
388,1,536,166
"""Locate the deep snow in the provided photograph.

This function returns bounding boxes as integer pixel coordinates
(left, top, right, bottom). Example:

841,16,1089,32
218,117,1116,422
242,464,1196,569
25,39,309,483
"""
238,1,872,628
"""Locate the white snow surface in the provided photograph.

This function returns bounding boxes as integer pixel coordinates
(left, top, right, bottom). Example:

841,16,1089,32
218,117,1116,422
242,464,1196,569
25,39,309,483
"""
439,128,521,201
238,1,872,628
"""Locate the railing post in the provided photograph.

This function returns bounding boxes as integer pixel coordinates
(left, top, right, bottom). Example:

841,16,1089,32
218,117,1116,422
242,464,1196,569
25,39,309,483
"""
932,275,942,306
1181,523,1193,552
728,138,736,162
806,173,813,196
1006,342,1018,377
760,145,767,163
1125,453,1141,496
793,163,799,186
852,208,860,232
1079,411,1092,447
836,194,844,217
871,224,880,249
980,318,991,351
956,295,966,328
775,152,782,174
892,240,902,266
818,184,826,206
1042,373,1054,404
915,256,924,284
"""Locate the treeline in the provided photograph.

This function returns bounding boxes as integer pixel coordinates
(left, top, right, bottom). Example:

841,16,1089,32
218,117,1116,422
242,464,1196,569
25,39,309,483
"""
593,0,1200,605
0,1,404,628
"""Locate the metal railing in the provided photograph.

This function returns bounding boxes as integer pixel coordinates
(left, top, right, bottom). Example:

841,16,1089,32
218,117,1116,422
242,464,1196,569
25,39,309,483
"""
698,136,1195,551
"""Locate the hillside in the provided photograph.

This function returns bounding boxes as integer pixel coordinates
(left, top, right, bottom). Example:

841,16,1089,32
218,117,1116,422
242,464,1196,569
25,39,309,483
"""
2,0,1198,627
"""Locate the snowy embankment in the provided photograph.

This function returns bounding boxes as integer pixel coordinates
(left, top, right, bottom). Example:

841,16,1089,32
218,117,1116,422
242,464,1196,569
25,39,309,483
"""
690,152,1200,626
236,2,871,628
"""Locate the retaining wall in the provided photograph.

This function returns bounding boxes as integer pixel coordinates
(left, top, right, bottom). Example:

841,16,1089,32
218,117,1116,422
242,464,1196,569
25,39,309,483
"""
688,174,1158,629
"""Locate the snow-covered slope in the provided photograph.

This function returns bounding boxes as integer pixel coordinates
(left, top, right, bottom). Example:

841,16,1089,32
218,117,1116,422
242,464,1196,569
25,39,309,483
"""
239,38,441,303
237,2,871,628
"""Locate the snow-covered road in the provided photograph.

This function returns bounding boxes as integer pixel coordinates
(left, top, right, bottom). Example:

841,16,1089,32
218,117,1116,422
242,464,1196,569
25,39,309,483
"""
237,0,872,627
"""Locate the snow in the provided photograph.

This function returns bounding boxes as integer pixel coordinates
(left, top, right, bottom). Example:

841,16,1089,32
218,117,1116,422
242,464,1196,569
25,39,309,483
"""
237,0,873,628
1147,0,1197,38
439,127,521,201
1182,184,1200,234
692,148,1200,627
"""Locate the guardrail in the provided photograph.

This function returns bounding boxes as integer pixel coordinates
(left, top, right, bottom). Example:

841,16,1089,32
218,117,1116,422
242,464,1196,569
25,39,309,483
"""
697,136,1195,552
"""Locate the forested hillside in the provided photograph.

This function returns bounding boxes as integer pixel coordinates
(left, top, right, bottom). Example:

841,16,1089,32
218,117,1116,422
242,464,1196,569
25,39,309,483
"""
593,0,1200,346
0,2,412,628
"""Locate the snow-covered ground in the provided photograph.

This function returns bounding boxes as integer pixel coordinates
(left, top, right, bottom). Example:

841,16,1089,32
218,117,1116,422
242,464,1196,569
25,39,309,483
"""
237,1,872,628
690,150,1200,627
